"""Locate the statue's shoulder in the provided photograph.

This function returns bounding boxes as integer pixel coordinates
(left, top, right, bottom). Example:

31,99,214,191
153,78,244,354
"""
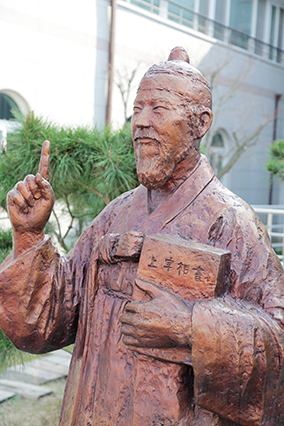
87,187,139,230
209,177,270,246
197,157,258,223
209,176,257,218
107,186,140,211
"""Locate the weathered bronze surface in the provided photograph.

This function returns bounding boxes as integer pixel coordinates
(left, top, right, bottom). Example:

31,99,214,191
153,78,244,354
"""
0,47,284,425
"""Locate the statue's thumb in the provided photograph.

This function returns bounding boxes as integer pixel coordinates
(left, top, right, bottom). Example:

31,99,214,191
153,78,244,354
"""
135,278,162,299
38,140,50,182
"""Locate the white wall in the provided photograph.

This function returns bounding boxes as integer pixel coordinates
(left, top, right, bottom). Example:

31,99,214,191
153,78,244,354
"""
0,0,98,126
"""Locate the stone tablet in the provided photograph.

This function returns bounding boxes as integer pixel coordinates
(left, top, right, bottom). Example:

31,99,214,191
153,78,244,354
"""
132,234,231,364
136,234,231,301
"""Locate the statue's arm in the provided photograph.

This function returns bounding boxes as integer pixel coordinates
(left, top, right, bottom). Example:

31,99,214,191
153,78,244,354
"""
0,214,106,354
191,209,284,425
0,141,107,353
192,297,284,425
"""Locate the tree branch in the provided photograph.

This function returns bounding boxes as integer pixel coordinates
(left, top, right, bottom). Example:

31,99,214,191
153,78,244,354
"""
71,177,110,204
51,208,62,240
62,195,75,243
217,117,273,180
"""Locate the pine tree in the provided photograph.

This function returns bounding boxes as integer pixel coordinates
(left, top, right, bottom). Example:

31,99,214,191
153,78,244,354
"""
0,112,138,251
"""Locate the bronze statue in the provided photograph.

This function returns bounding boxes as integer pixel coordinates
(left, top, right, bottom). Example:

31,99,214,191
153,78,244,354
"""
0,46,284,425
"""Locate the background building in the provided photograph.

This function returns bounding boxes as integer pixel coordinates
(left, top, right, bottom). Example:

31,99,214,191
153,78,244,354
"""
0,0,284,205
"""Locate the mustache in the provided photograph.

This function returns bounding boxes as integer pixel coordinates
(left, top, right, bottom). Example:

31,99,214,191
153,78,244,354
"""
133,130,160,142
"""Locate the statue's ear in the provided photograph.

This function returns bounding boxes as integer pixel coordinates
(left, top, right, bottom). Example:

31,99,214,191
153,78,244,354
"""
196,110,213,139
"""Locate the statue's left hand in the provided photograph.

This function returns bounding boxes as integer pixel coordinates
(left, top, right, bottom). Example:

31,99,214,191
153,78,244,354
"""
120,279,192,349
97,231,144,264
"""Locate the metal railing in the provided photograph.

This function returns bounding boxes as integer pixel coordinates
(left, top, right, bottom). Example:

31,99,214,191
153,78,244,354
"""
122,0,284,66
253,206,284,260
127,0,160,15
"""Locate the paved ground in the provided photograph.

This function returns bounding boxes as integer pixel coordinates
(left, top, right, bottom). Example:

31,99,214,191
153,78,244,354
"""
0,377,66,425
0,349,71,401
0,349,71,425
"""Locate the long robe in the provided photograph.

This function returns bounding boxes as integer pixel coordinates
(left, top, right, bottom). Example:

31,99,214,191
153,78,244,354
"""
0,155,284,425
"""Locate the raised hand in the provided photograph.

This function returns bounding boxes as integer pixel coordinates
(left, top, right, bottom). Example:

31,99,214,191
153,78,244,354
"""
7,140,55,256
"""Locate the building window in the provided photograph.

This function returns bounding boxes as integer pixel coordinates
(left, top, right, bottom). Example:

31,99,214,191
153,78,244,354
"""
168,0,195,28
269,5,277,60
214,0,228,40
0,93,20,120
198,0,209,33
0,91,29,149
277,8,284,63
255,0,266,55
131,0,160,14
230,0,253,34
229,0,253,50
267,4,284,63
0,126,7,151
209,131,227,176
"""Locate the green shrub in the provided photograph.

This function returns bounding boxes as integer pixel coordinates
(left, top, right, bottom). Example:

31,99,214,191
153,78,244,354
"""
266,140,284,180
0,228,12,264
0,112,138,251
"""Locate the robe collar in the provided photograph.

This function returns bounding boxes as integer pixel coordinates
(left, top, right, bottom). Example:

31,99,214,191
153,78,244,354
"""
126,154,215,234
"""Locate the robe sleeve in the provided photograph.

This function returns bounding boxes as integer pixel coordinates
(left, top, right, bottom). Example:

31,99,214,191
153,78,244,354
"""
192,204,284,425
192,298,284,425
0,200,115,354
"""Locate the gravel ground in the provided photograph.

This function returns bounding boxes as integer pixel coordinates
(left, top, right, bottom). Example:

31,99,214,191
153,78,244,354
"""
0,377,66,426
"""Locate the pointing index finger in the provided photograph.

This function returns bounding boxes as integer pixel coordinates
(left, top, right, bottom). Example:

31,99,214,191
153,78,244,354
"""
38,140,50,181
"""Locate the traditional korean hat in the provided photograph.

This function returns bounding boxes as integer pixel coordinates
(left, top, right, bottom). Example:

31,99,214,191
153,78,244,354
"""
141,46,212,109
167,46,190,63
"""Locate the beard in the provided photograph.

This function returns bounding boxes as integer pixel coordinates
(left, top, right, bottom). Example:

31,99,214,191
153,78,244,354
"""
134,141,177,190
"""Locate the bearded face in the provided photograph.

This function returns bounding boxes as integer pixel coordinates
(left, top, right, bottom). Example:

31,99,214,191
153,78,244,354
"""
133,130,190,190
131,75,196,190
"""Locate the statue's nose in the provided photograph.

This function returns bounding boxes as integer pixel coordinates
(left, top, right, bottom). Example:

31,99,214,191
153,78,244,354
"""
135,107,151,128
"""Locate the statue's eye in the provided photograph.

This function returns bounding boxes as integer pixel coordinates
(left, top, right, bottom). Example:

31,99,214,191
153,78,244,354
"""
133,105,142,113
153,105,167,111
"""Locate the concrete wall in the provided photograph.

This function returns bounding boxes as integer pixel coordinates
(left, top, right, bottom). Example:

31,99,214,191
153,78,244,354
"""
0,0,99,126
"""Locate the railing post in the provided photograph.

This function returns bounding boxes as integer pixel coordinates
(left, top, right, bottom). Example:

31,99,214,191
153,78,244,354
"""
208,0,216,38
207,18,214,38
224,26,230,44
159,0,168,19
282,226,284,259
193,1,199,32
264,44,270,61
248,37,255,53
252,207,284,263
267,212,273,238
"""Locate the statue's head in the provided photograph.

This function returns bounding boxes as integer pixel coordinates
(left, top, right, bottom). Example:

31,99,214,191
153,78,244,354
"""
131,46,213,190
